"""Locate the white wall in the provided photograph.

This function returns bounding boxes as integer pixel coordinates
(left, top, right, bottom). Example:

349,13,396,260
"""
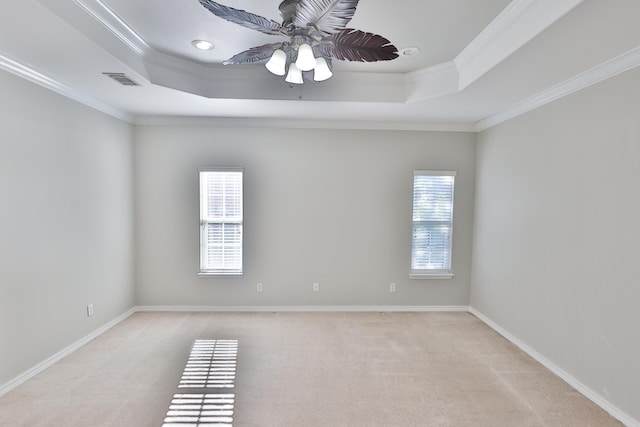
471,67,640,422
0,70,135,386
134,126,476,307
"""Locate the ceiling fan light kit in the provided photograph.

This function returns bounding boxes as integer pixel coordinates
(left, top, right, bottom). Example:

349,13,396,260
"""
198,0,398,85
313,57,333,81
285,63,304,84
265,48,287,75
295,42,316,71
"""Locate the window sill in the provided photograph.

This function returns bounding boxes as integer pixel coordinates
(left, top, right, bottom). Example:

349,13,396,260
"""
197,272,244,278
409,273,454,280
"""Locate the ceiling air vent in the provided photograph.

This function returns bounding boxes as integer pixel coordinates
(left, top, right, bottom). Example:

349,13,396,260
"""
102,72,140,86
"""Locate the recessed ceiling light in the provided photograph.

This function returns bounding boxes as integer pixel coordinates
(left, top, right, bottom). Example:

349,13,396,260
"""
192,40,214,51
400,47,420,57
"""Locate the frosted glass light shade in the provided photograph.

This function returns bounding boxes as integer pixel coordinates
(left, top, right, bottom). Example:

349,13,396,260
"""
265,49,287,76
285,63,304,84
295,43,317,71
313,57,333,81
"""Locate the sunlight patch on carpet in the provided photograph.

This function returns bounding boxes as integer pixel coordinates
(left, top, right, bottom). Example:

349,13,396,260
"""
179,340,238,389
162,393,235,426
163,339,238,426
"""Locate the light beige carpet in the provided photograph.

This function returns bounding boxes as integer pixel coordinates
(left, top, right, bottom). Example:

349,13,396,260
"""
0,312,622,426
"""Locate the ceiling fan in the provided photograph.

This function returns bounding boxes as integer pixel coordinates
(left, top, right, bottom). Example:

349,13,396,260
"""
197,0,398,84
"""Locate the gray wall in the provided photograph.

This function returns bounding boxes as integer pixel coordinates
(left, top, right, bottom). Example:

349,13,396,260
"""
1,52,638,423
134,126,476,307
471,67,640,421
0,70,135,386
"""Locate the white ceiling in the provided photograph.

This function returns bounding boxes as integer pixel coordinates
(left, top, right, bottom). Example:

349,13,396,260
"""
1,0,639,131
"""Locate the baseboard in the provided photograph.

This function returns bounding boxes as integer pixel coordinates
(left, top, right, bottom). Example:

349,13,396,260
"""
469,307,639,427
0,304,467,396
8,303,634,427
0,307,136,397
134,305,470,313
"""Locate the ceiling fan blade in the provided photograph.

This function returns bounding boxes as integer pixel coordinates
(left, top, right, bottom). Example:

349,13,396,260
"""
294,0,359,36
222,43,289,65
317,29,398,62
198,0,283,35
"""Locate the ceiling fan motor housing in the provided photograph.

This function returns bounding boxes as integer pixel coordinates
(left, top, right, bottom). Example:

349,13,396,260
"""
279,0,299,28
198,0,397,83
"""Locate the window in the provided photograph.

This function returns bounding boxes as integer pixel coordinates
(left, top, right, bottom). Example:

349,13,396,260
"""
411,170,456,278
199,168,243,276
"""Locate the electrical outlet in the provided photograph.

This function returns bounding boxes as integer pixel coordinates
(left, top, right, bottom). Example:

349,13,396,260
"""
87,304,94,317
389,283,397,293
257,283,263,292
313,282,320,292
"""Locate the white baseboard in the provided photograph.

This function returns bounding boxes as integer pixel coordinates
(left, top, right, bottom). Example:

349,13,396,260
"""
0,305,468,396
134,305,470,313
469,307,639,427
4,304,636,427
0,307,136,397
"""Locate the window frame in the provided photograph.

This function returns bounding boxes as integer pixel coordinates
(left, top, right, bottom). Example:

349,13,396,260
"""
410,170,456,280
198,167,244,277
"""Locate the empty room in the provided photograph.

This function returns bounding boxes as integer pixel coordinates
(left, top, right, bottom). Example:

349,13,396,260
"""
1,0,639,426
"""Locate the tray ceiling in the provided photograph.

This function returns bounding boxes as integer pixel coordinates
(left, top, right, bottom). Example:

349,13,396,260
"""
1,0,639,130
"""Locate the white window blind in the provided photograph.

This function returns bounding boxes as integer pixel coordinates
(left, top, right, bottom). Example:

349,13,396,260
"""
411,170,456,277
199,169,243,275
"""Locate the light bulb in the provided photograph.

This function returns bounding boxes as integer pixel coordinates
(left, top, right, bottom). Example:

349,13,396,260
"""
191,40,214,51
295,43,317,72
313,57,333,81
285,63,304,85
265,49,287,76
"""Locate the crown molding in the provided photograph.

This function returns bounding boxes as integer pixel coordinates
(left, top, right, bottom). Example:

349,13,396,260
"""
455,0,583,90
38,0,594,114
133,115,477,133
0,53,134,123
403,0,584,103
5,43,639,135
63,0,584,105
6,1,636,133
405,61,459,103
455,0,537,88
476,46,640,131
73,0,149,56
0,50,473,132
